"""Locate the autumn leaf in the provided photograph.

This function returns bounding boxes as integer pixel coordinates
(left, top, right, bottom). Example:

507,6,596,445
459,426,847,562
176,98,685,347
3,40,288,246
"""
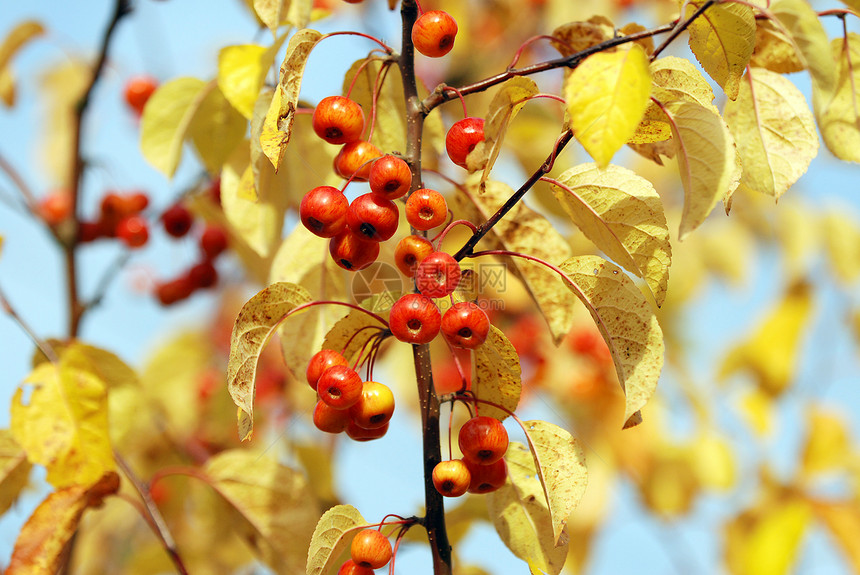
204,450,320,575
822,210,860,282
6,472,120,575
813,501,860,573
254,0,312,33
0,429,31,515
260,28,322,169
467,76,539,182
686,1,755,100
306,504,368,575
690,432,736,491
270,225,349,379
520,421,587,545
227,282,313,440
342,58,405,156
800,408,850,477
551,17,614,57
454,180,577,344
557,256,664,427
0,20,44,106
658,98,740,239
32,340,140,389
320,293,390,364
11,361,114,488
218,38,286,119
565,44,651,167
719,280,813,397
723,67,818,199
814,34,860,163
549,163,671,306
770,0,835,93
749,17,805,73
487,442,569,575
473,324,522,422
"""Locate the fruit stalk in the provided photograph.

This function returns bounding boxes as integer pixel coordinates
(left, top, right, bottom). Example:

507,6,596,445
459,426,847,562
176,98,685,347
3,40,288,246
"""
399,0,452,573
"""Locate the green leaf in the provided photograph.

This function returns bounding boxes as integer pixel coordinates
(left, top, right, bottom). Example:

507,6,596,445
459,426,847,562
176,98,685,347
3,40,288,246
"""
0,430,31,515
140,77,213,178
204,450,320,575
550,163,671,306
227,282,313,440
473,324,522,422
686,1,756,100
261,28,323,169
487,442,569,575
565,44,651,167
306,504,368,575
724,67,818,199
11,361,114,488
557,256,664,427
521,421,587,545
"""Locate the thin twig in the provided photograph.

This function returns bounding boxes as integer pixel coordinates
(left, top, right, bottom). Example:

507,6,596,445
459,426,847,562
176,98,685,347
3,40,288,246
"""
651,0,718,60
0,283,59,363
0,152,38,212
114,451,190,575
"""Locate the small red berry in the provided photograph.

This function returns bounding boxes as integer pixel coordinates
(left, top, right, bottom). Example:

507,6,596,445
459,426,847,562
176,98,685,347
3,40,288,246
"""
162,203,194,238
37,193,72,226
464,457,508,494
317,365,363,409
394,235,435,278
300,186,349,238
346,420,389,441
458,415,509,465
350,529,392,569
346,193,399,242
78,221,103,243
368,155,412,200
200,225,229,259
313,96,365,145
349,381,395,429
337,559,375,575
188,261,218,289
127,191,150,213
333,140,382,181
441,302,490,349
306,349,350,391
329,230,380,271
412,10,458,58
405,189,447,231
125,75,158,116
313,399,351,434
116,215,149,248
415,251,461,298
389,293,441,344
155,277,195,306
446,117,485,169
432,459,472,497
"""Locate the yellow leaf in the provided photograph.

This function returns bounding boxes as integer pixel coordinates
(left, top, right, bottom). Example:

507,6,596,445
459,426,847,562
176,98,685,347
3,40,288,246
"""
487,442,569,575
770,0,836,93
140,77,213,178
227,282,313,440
341,58,405,155
32,340,139,389
11,361,114,488
801,408,850,477
566,44,651,167
6,472,120,575
686,1,756,100
521,421,587,545
321,293,390,364
0,429,31,515
306,504,368,575
473,324,522,422
724,67,818,199
270,225,349,379
719,281,813,397
204,450,320,575
814,34,860,163
467,76,539,181
39,60,91,186
260,28,322,169
813,501,860,573
557,256,664,428
775,201,820,277
454,180,577,344
639,447,698,516
725,495,811,575
691,432,736,490
659,99,740,239
218,38,286,119
822,210,860,282
0,20,44,107
738,389,774,435
550,163,672,306
254,0,311,32
750,17,805,73
551,17,614,57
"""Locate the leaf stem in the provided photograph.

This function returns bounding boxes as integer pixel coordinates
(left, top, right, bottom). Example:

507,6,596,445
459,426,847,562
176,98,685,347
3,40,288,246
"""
452,129,573,261
320,31,395,54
